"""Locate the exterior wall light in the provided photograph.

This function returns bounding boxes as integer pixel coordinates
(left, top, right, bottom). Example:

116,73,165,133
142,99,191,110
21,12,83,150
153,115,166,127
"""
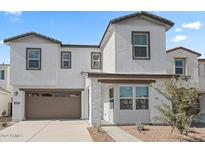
14,91,18,96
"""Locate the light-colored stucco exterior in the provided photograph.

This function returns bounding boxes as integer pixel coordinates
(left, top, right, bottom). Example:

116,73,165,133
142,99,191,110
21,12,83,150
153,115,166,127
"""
114,17,167,74
3,11,205,125
0,64,11,117
10,37,101,88
198,60,205,119
101,17,167,74
166,47,205,121
199,60,205,91
9,36,101,121
166,48,199,84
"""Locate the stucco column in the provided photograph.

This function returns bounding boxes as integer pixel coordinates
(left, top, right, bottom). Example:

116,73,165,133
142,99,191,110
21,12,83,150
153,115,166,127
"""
89,79,102,126
12,87,25,121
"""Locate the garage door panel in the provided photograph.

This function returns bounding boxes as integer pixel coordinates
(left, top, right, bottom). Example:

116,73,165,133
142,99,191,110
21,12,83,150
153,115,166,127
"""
25,91,81,119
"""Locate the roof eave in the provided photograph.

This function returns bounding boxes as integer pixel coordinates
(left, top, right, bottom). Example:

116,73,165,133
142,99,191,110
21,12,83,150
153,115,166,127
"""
166,47,202,57
99,11,174,47
3,32,62,45
82,72,179,79
110,11,174,28
61,44,99,48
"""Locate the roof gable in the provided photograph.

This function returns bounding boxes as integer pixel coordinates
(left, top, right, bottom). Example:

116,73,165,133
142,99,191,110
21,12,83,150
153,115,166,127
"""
166,47,201,57
110,11,174,27
99,11,174,47
4,32,62,44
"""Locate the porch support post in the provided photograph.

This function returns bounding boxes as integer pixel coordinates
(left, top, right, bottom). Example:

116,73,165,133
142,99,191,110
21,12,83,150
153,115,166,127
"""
90,78,102,126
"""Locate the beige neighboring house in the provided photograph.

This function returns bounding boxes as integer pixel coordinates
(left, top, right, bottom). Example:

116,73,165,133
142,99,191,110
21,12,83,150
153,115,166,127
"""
166,47,205,121
198,59,205,121
3,11,205,125
0,64,12,117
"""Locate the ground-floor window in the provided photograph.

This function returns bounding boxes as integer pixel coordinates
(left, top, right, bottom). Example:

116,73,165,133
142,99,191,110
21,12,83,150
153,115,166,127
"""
136,87,149,109
119,85,149,110
109,88,114,109
119,86,133,110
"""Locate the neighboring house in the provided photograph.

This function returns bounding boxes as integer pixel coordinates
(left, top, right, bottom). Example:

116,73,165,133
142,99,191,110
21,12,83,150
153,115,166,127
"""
3,11,205,125
166,46,201,84
198,59,205,120
0,64,12,117
166,46,202,115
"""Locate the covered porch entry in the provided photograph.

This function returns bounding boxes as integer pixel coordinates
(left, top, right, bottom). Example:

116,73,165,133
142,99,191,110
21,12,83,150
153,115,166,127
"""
82,72,175,126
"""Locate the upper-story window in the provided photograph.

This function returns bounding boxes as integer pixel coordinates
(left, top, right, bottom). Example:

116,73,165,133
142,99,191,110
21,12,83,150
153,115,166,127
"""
26,48,41,70
175,58,185,75
0,70,5,80
91,52,101,69
132,31,150,59
61,51,71,69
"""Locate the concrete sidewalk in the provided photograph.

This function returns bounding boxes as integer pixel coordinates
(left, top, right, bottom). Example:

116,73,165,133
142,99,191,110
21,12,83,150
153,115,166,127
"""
0,120,93,142
102,126,142,142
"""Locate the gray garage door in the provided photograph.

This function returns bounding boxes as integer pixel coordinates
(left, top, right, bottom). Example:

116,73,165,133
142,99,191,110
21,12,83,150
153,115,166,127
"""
25,91,81,119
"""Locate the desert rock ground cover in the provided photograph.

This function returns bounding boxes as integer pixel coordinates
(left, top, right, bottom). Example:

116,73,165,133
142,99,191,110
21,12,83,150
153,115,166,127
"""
119,124,205,142
87,127,115,142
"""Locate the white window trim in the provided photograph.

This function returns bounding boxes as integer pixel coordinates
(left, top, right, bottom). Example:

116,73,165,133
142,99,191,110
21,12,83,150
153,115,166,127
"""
133,33,149,59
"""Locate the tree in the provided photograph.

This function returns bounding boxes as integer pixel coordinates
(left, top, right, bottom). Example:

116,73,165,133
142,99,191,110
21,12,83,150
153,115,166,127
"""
154,78,200,135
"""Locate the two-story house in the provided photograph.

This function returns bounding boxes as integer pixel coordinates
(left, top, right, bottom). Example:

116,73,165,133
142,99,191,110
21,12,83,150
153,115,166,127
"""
4,11,205,125
0,64,11,116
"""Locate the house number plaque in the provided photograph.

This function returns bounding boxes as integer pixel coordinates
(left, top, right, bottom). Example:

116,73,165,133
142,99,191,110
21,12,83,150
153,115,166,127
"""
14,102,20,105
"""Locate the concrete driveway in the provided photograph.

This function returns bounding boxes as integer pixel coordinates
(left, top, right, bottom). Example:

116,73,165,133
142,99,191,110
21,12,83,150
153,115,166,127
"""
0,120,93,142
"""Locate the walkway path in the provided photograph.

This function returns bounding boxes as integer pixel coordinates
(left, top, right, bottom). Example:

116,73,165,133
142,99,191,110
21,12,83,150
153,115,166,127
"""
102,126,142,142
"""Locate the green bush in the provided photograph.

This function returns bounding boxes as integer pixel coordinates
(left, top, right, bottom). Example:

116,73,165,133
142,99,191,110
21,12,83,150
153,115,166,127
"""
2,122,8,127
154,79,200,135
2,110,6,117
136,122,145,133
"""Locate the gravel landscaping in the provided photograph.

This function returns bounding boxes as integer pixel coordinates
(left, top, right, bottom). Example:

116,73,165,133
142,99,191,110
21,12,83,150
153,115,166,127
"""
0,117,13,131
119,124,205,142
87,127,115,142
0,116,11,122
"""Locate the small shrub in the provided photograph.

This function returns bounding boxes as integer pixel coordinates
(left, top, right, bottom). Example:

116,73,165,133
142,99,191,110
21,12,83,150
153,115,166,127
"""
2,110,6,117
96,126,101,132
136,122,145,133
2,122,8,127
95,122,101,132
